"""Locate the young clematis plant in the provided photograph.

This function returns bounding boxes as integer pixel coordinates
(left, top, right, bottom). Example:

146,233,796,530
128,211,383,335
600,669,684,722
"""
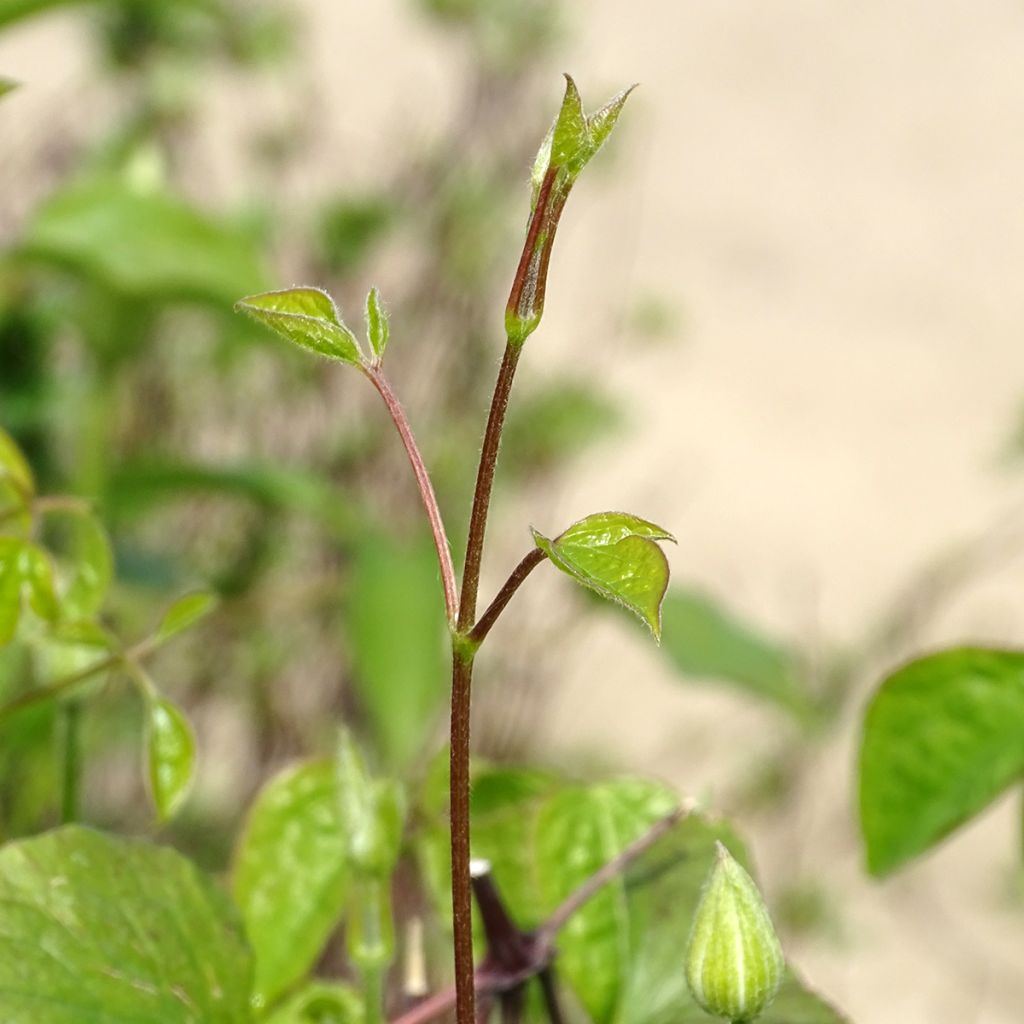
236,75,673,1024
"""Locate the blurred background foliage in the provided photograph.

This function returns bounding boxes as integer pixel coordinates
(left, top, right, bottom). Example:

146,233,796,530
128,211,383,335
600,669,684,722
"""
4,0,1022,982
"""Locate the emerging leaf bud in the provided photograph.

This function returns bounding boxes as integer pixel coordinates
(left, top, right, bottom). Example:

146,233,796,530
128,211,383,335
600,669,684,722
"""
685,842,785,1023
505,74,635,347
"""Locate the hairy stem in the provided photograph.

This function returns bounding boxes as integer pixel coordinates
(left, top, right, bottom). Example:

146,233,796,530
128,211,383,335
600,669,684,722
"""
450,649,476,1024
458,342,522,630
468,548,546,647
367,367,458,625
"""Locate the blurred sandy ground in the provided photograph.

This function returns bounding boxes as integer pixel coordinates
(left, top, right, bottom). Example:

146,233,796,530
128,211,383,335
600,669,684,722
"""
7,0,1024,1021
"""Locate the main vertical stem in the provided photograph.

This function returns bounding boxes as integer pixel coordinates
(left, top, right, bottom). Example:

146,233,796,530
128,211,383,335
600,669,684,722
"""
451,339,522,1024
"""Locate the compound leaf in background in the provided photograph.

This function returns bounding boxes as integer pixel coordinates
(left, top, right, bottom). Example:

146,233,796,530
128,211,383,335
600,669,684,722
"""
264,982,363,1024
235,287,362,365
146,695,196,822
347,531,446,770
533,512,674,639
0,825,252,1022
364,286,389,361
860,647,1024,876
233,758,350,1008
156,590,219,644
659,588,811,719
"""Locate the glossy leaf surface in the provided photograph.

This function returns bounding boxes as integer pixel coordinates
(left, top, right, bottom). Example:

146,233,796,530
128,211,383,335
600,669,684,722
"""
533,512,673,638
348,532,446,770
860,647,1024,876
660,588,809,717
235,287,362,365
233,758,349,1008
146,695,196,821
0,826,252,1022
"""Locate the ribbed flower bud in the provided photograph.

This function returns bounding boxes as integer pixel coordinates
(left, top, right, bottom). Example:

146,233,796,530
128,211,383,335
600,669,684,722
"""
685,842,785,1023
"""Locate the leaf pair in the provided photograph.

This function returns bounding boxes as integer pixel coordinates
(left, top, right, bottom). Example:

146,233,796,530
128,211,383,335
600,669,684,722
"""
235,285,389,368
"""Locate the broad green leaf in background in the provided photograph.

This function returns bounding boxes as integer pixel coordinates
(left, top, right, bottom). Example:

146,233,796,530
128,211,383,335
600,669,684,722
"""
425,766,846,1024
364,287,389,362
233,758,350,1009
347,531,446,770
659,588,811,719
0,826,252,1022
0,537,58,644
21,178,265,303
860,647,1024,876
264,982,363,1024
533,512,674,638
0,428,33,499
157,590,219,643
146,695,197,822
45,509,113,619
0,0,91,30
235,287,362,365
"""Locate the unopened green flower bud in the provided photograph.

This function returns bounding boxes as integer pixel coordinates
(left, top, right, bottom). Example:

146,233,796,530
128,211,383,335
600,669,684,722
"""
685,842,785,1023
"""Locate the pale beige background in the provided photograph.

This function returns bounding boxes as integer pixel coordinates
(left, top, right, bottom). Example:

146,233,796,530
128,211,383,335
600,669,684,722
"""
6,1,1024,1021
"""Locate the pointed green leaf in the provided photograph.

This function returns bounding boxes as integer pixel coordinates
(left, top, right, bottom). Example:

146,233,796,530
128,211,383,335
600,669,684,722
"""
660,588,811,718
533,511,674,638
0,825,252,1022
146,695,197,821
236,287,363,365
364,286,390,361
233,758,351,1008
265,981,364,1024
550,74,589,175
156,590,218,643
587,85,638,151
860,647,1024,876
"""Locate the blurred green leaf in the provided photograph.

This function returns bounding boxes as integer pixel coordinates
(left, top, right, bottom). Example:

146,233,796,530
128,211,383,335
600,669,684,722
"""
108,459,360,538
0,0,87,30
364,287,389,362
859,647,1024,876
265,982,364,1024
347,532,446,770
0,537,58,644
21,178,265,303
236,287,362,365
233,758,350,1008
0,825,252,1021
659,588,810,718
146,694,196,822
0,78,18,98
336,728,405,877
156,590,218,643
533,511,674,639
0,425,34,501
318,195,394,274
502,380,621,476
47,509,113,619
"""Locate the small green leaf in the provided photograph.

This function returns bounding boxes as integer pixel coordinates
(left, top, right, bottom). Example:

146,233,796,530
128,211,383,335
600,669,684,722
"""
146,695,197,821
156,590,218,643
860,647,1024,876
347,531,446,770
233,758,350,1008
0,825,252,1022
265,981,364,1024
660,588,811,719
533,511,674,638
235,287,363,365
364,286,390,362
0,426,33,499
